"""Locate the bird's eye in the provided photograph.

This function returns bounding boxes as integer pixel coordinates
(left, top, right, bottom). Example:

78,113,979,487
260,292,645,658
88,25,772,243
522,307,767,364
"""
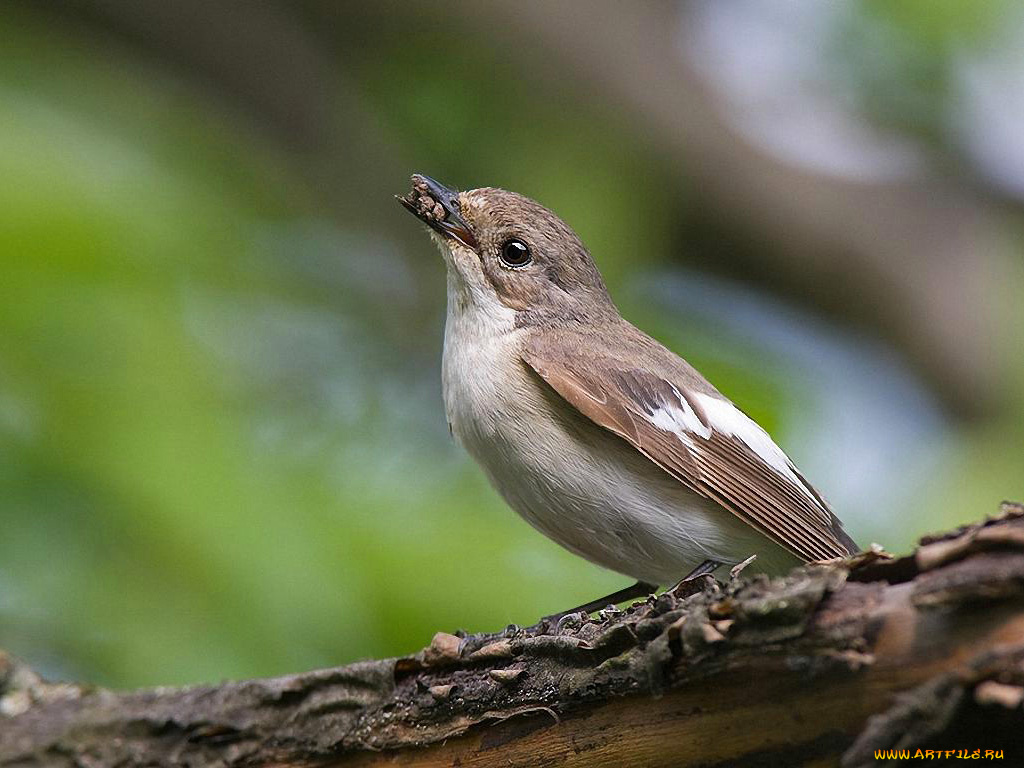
499,238,531,268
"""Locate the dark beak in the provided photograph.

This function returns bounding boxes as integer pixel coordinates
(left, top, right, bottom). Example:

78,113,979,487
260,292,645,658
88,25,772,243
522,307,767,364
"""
397,174,479,249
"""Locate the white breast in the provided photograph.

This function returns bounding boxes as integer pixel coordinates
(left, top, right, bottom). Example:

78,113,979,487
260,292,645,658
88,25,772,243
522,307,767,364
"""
441,280,797,584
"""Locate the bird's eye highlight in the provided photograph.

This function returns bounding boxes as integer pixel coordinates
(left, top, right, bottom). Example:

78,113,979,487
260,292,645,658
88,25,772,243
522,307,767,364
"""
499,238,531,268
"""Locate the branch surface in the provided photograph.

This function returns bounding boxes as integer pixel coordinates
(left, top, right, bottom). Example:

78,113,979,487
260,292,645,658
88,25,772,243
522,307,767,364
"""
3,505,1024,767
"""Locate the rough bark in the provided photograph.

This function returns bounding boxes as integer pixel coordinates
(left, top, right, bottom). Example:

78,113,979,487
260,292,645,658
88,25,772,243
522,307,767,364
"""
3,504,1024,767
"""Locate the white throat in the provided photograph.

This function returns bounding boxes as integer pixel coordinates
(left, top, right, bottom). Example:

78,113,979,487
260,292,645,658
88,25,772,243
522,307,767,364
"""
440,252,523,448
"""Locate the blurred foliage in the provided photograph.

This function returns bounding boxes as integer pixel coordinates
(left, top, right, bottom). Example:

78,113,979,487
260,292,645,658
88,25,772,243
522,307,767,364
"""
0,5,677,687
837,0,1017,148
0,1,1020,690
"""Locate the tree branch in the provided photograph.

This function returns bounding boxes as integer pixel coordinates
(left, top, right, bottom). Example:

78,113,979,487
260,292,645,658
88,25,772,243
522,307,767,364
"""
4,504,1024,767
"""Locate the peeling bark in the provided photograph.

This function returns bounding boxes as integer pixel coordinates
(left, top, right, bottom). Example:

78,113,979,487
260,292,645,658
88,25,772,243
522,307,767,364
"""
3,504,1024,767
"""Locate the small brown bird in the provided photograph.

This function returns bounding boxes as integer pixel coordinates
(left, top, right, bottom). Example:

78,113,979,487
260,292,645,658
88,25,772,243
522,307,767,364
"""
399,174,858,610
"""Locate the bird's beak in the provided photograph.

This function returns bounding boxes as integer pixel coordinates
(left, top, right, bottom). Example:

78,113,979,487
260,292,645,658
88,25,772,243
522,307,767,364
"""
397,174,479,250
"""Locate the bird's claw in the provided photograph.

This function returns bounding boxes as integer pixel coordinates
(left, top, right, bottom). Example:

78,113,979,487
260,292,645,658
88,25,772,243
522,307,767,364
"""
554,610,588,634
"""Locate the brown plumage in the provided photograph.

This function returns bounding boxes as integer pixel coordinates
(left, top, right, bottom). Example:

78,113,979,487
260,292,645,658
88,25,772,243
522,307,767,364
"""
399,174,858,587
521,324,857,562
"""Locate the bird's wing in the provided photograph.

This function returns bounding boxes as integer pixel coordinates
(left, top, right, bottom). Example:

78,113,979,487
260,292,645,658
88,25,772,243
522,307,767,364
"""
521,334,857,562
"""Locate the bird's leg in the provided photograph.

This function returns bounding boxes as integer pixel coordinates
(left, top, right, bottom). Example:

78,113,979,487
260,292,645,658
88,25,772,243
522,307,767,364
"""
545,563,724,631
455,622,525,657
518,580,658,635
460,564,725,653
557,579,659,618
456,580,658,655
666,559,721,600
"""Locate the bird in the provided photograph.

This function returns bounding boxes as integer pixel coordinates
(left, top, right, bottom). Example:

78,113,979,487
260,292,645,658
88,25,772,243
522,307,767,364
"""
398,174,858,613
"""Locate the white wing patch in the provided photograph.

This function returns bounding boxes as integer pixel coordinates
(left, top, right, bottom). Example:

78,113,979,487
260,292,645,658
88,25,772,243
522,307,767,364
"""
643,386,817,504
694,393,817,502
644,384,711,441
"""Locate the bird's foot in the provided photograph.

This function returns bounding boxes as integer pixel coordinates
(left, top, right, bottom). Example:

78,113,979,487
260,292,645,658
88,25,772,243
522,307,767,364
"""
664,559,722,601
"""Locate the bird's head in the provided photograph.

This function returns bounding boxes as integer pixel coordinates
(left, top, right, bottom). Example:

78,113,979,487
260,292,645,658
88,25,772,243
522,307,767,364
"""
398,174,614,323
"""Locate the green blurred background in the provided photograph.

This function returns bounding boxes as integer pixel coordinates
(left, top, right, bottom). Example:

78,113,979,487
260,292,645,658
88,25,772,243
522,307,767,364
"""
1,0,1021,688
